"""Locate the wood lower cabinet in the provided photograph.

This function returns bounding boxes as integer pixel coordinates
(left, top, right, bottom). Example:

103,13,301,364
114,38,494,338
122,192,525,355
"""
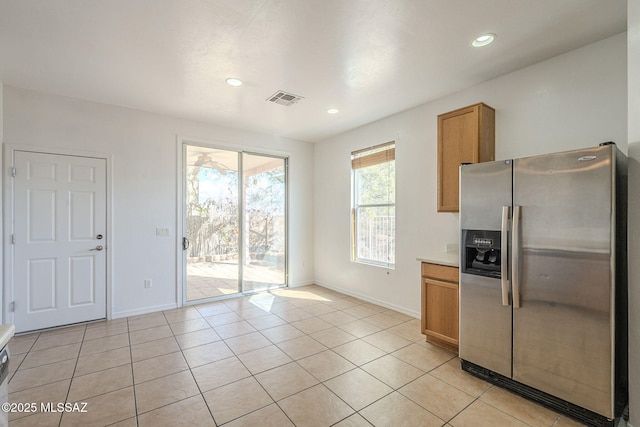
421,262,459,353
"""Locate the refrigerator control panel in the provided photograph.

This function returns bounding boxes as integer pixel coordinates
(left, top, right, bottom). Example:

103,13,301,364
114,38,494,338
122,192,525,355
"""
462,229,502,279
473,236,494,246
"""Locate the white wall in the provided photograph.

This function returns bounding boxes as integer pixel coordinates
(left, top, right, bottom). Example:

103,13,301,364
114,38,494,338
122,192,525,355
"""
0,82,3,321
627,1,640,425
314,33,627,317
2,87,315,318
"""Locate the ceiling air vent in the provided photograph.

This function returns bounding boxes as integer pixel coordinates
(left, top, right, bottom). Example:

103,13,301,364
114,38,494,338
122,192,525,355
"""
266,90,304,107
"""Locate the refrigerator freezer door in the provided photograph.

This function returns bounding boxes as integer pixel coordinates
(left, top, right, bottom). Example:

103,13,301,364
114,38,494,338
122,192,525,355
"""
459,160,512,378
460,160,513,232
512,146,615,418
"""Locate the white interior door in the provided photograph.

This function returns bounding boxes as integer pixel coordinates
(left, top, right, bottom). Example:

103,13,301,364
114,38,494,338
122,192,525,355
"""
13,151,107,333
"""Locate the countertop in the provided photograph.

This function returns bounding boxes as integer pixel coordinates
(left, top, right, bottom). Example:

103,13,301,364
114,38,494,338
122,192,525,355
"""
0,324,15,349
417,243,459,267
416,252,459,267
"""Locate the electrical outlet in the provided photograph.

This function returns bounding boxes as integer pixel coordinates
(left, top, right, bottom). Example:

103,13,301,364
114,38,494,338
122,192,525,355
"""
144,279,152,288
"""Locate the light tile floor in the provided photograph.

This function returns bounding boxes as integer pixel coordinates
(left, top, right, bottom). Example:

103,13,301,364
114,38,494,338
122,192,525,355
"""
6,285,586,426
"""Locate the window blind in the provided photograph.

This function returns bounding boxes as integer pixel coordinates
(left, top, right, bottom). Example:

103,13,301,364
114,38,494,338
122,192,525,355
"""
351,141,395,170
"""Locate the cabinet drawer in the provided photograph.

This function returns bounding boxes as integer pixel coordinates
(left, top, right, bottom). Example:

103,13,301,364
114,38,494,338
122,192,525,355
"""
421,263,458,282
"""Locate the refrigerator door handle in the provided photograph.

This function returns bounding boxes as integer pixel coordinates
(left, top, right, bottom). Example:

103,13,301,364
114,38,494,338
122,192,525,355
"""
512,205,521,308
501,205,510,306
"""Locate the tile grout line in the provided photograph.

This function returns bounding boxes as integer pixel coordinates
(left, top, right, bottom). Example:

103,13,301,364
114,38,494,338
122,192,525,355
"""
164,308,219,426
9,286,537,426
6,332,39,384
57,324,88,427
201,295,339,425
125,317,140,426
217,297,307,426
220,301,426,425
233,305,352,426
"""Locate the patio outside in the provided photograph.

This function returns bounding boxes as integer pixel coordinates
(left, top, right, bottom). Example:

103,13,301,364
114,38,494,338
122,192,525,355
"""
187,257,285,301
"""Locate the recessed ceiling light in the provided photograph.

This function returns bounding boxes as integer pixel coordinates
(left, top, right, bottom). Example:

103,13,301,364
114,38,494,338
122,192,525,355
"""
327,108,339,114
472,33,496,47
225,78,243,87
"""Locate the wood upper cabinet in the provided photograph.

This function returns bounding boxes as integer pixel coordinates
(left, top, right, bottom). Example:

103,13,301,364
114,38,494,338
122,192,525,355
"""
437,102,495,212
421,262,459,353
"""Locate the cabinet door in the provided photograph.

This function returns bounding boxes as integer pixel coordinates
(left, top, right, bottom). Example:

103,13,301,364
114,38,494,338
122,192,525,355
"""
437,103,495,213
438,106,479,212
423,278,459,347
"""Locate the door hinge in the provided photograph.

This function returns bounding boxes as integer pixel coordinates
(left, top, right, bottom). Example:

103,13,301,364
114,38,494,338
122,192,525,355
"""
11,234,15,244
9,301,15,312
11,167,16,177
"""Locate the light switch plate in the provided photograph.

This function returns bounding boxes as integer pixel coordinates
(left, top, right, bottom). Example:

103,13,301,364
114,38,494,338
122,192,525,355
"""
155,228,170,236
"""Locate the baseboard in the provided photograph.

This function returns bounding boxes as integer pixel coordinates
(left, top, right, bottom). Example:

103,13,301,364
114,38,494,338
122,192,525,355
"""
314,280,420,319
111,302,178,319
288,280,315,288
110,281,418,320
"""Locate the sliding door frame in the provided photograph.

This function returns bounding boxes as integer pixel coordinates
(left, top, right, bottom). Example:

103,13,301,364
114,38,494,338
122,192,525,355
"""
176,136,289,307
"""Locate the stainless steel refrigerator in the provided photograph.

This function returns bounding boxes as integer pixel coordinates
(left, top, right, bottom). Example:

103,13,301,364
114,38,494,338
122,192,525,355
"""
459,143,627,427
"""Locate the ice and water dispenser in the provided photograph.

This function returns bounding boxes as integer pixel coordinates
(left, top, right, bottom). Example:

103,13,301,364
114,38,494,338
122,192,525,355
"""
461,230,502,279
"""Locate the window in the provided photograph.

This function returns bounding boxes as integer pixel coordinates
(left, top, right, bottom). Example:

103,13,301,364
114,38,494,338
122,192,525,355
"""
351,141,395,268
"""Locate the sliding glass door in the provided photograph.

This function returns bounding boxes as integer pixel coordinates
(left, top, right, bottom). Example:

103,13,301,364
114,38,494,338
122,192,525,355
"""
184,146,240,300
183,144,287,303
242,154,287,292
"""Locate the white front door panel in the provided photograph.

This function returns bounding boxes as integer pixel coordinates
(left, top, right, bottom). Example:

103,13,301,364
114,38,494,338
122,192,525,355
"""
13,151,107,333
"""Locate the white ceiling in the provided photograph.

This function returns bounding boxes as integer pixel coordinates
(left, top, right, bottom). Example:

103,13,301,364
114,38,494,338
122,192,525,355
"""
0,0,627,143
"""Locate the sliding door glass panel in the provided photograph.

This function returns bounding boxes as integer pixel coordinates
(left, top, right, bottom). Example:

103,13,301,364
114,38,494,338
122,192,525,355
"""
185,146,240,301
242,153,287,292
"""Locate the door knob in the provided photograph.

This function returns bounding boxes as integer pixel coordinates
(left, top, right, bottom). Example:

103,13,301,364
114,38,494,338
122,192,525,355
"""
90,245,104,251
